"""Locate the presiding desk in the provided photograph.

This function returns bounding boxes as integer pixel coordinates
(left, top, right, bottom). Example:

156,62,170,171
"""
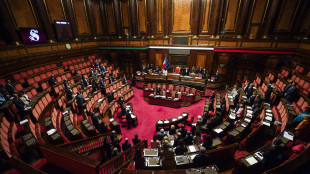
148,95,182,108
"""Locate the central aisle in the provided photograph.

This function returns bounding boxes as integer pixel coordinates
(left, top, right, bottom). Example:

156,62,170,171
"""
118,87,206,145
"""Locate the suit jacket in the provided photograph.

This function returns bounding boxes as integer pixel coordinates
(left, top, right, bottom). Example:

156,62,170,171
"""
201,70,207,78
157,132,166,141
178,128,187,137
155,68,160,74
282,83,292,93
65,88,73,100
122,142,132,151
184,135,193,145
99,80,105,88
169,129,176,135
184,69,190,76
80,82,85,90
101,66,106,72
63,81,69,87
126,112,132,121
94,61,99,67
156,88,161,95
0,88,8,100
49,77,57,85
265,88,272,101
262,145,284,171
76,94,85,106
132,138,141,145
193,154,209,167
13,98,25,111
286,86,297,96
91,115,100,128
214,72,219,80
107,93,113,103
249,95,255,105
83,78,89,86
5,83,16,95
97,67,101,73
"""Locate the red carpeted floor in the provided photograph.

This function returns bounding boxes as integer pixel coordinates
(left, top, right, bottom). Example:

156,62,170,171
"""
117,87,206,146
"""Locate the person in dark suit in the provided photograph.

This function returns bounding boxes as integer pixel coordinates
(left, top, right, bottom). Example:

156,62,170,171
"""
284,82,297,101
155,66,160,74
111,148,120,157
233,91,240,107
92,80,98,92
125,111,132,129
150,64,154,70
90,112,100,129
210,91,215,100
197,66,203,74
5,80,16,96
132,134,141,145
201,135,213,150
173,132,182,147
214,71,219,80
122,75,127,84
107,92,114,103
220,104,226,118
0,84,8,100
282,81,292,95
89,68,95,77
155,85,161,95
131,74,136,87
246,86,254,99
169,125,176,135
111,75,115,82
122,138,132,151
63,78,70,87
192,147,209,167
244,82,251,93
174,139,188,155
253,95,262,108
178,124,187,138
94,59,99,68
157,129,166,141
49,74,57,86
264,85,272,102
79,79,85,90
82,76,89,87
99,79,105,94
184,131,193,145
207,114,222,130
13,93,26,120
248,92,256,106
184,68,190,76
76,92,85,114
261,137,285,172
102,137,112,159
65,86,73,100
252,104,262,120
118,97,125,107
201,68,207,78
110,130,117,141
100,64,106,73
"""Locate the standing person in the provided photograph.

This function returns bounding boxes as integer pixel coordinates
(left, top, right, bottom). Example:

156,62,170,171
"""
174,139,188,155
184,131,193,145
5,80,16,96
132,134,141,145
133,148,145,169
160,147,176,170
103,137,112,159
122,75,127,84
126,111,132,129
214,71,219,80
155,85,161,95
264,85,273,102
131,74,136,87
99,78,105,94
201,68,207,78
122,138,132,151
192,147,209,167
178,124,187,138
76,92,85,114
107,92,114,103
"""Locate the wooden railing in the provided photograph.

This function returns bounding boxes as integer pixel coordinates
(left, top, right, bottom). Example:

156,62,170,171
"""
57,132,113,154
97,139,148,174
7,157,48,174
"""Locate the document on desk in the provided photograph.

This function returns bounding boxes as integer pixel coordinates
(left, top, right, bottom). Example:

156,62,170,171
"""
188,145,196,153
283,131,294,141
246,156,258,165
265,116,272,121
214,128,223,133
262,121,270,126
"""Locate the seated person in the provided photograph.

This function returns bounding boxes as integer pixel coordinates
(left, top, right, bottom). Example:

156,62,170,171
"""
284,82,297,101
107,92,114,103
82,76,89,87
236,104,244,119
90,112,100,129
214,71,219,80
173,132,182,147
192,147,209,167
282,81,292,95
49,74,57,86
184,67,190,76
169,125,176,135
92,80,98,92
155,66,160,74
174,139,188,155
13,93,26,120
184,131,193,145
19,91,31,106
155,85,161,95
132,134,141,145
122,75,127,84
261,137,285,172
264,85,272,102
157,129,166,141
5,79,16,96
111,147,120,157
193,129,202,144
294,115,310,142
150,135,160,148
0,84,8,100
201,135,213,150
0,93,6,106
65,86,74,100
201,68,207,78
293,107,310,127
178,124,187,138
63,78,70,87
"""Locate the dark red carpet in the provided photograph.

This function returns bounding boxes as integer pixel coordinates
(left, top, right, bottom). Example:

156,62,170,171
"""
117,87,206,145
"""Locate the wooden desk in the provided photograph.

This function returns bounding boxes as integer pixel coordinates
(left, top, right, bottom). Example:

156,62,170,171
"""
156,112,188,131
148,95,182,108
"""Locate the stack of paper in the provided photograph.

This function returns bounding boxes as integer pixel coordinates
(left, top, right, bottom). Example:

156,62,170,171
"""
214,128,223,133
246,156,258,165
188,146,196,152
283,131,294,141
47,129,56,136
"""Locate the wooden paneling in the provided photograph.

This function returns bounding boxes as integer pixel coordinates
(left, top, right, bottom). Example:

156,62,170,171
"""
105,2,116,34
137,0,146,33
6,0,37,28
201,0,212,33
218,54,229,74
224,0,240,31
157,0,163,32
249,26,259,39
44,0,65,22
301,11,310,32
155,53,163,66
276,0,300,31
92,1,102,34
121,0,129,34
196,53,206,68
172,0,191,32
251,0,267,24
71,0,90,34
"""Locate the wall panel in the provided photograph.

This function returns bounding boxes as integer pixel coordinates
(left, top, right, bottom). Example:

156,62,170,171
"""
6,0,37,28
71,0,90,34
92,1,102,34
121,0,129,34
157,0,163,33
196,54,207,68
276,0,300,31
224,0,240,31
44,0,65,22
172,0,191,32
201,0,212,33
155,53,163,66
138,0,146,33
251,0,267,24
105,2,116,34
